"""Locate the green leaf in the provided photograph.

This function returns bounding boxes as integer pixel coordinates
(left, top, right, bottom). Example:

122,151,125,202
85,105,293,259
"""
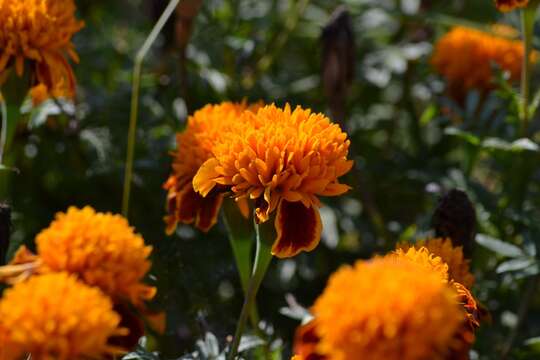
238,335,266,353
476,234,524,258
525,336,540,352
420,104,437,126
21,98,75,129
444,127,480,146
496,257,537,274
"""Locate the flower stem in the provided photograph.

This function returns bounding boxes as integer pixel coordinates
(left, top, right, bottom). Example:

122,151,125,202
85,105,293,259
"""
520,7,536,137
122,0,182,217
0,93,7,165
221,200,261,329
227,220,273,360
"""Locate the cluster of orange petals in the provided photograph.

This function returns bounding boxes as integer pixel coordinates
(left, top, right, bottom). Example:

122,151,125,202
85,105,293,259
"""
0,0,84,104
307,255,463,360
398,238,475,288
495,0,529,11
193,104,353,257
32,206,156,305
0,273,124,360
164,102,259,234
294,245,482,360
431,26,529,98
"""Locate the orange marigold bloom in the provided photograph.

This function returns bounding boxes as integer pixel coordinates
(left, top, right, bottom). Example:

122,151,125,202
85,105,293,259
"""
0,273,124,360
35,206,155,305
0,0,84,101
397,238,475,288
311,257,464,360
193,104,353,258
431,26,529,97
496,0,529,11
390,246,481,358
164,102,259,234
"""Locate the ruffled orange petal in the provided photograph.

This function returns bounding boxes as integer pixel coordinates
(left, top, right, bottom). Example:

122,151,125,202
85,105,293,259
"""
166,181,223,234
272,200,322,258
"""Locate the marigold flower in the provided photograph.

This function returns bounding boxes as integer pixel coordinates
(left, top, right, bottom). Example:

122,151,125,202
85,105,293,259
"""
431,26,530,97
495,0,529,11
0,273,124,360
0,0,84,101
35,206,155,305
164,102,259,234
390,245,481,358
193,104,353,258
397,238,475,288
311,257,464,360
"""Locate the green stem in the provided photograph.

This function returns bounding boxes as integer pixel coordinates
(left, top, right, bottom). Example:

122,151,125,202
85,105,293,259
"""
227,220,273,360
520,7,535,137
122,0,182,217
0,93,7,164
221,200,261,328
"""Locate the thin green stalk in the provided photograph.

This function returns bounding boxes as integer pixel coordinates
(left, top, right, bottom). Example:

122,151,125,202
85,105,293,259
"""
520,7,536,137
122,0,182,217
0,93,7,164
227,220,273,360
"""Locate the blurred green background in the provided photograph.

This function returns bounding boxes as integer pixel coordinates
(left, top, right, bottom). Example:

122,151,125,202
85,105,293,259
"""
4,0,540,359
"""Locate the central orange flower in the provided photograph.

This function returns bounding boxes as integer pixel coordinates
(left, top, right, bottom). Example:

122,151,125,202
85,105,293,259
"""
0,0,84,103
193,104,353,258
164,102,260,234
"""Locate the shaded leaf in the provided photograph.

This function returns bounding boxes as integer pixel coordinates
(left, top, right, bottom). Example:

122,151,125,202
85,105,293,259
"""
496,257,537,274
476,234,524,258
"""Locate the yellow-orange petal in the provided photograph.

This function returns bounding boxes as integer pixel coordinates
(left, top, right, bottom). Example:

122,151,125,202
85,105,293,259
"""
30,84,49,106
272,200,322,258
193,158,221,197
236,197,250,218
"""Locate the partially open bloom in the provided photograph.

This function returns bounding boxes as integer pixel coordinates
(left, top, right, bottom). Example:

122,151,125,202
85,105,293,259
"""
0,0,84,102
311,257,464,360
0,273,124,360
397,238,474,288
431,26,529,98
35,206,155,305
164,102,259,234
495,0,529,11
193,104,353,258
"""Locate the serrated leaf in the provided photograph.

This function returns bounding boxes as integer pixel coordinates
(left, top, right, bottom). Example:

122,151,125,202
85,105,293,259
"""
21,98,75,129
496,257,537,273
476,234,524,258
238,335,266,353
